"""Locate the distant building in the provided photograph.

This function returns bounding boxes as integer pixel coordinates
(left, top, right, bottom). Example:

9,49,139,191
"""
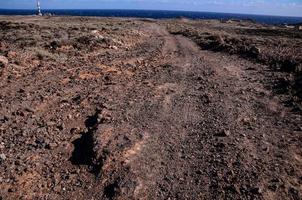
295,25,302,30
37,0,42,16
284,25,295,29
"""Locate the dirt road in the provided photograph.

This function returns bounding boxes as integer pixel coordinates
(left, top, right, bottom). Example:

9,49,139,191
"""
0,17,301,199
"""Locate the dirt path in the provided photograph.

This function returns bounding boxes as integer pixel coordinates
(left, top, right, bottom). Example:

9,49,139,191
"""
0,18,301,200
90,23,302,199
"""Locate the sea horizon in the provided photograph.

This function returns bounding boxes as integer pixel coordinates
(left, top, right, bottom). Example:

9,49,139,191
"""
0,9,302,25
1,8,302,18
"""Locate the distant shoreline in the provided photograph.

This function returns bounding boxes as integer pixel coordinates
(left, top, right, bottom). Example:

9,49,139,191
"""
0,8,302,18
0,9,302,25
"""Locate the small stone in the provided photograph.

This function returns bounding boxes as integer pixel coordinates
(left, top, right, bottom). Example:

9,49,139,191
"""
53,185,61,192
179,177,184,181
251,186,262,194
250,46,261,56
223,130,231,136
263,146,269,152
25,107,35,113
70,127,81,134
215,129,230,137
0,56,8,67
227,185,241,194
0,153,6,161
7,51,17,58
14,160,21,166
91,30,99,34
57,124,65,131
8,188,14,192
110,45,118,50
242,117,252,126
47,142,57,150
47,121,56,126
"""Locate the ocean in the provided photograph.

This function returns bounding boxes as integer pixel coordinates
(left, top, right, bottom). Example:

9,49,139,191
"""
0,9,302,25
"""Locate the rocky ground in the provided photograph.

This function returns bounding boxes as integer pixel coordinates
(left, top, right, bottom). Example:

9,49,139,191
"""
0,16,301,200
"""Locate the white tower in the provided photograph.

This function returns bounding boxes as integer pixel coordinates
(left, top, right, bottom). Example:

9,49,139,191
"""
37,0,42,16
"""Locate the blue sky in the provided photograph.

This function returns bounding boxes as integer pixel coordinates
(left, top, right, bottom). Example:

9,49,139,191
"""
0,0,302,17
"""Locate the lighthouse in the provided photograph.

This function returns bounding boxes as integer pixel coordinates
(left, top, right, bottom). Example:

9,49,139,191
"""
37,0,42,16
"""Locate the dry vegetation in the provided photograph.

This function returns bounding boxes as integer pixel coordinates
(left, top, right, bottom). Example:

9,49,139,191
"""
166,19,302,106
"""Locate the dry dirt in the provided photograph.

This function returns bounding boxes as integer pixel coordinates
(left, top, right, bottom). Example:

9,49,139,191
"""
0,16,301,200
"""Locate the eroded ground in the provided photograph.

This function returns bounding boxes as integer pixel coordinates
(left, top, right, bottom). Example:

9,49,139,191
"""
0,16,301,200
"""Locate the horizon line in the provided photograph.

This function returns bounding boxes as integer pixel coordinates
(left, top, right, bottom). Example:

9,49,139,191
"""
0,8,302,18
